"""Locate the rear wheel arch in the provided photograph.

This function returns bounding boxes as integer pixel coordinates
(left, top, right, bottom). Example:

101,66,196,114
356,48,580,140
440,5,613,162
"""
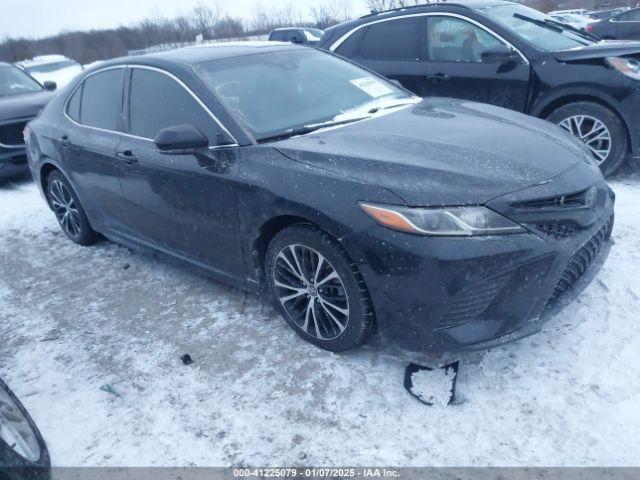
39,162,59,198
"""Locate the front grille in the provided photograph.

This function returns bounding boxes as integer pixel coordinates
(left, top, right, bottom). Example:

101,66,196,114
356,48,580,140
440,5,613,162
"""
436,274,511,330
535,222,579,239
0,121,28,147
512,187,594,210
547,216,613,306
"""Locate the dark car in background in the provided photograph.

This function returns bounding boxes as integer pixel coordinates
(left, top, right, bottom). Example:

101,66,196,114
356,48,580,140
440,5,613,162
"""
588,7,640,40
1,62,55,179
268,27,324,45
589,8,629,21
318,0,640,176
25,43,613,353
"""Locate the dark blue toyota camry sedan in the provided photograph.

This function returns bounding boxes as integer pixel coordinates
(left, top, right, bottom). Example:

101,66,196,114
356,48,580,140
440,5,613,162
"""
24,43,614,353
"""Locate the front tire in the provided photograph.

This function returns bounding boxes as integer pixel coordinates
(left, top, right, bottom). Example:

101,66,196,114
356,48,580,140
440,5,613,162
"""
265,225,373,352
547,101,628,176
45,170,98,245
0,378,50,479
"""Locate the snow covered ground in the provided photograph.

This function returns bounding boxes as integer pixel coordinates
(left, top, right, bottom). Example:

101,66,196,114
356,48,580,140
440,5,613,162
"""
1,171,640,467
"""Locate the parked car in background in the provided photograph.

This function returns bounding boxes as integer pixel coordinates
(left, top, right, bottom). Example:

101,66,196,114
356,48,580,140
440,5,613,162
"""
1,62,55,179
588,8,628,21
548,12,597,30
0,378,50,477
268,27,324,45
319,0,640,175
16,55,82,88
548,9,591,17
25,43,614,353
588,7,640,40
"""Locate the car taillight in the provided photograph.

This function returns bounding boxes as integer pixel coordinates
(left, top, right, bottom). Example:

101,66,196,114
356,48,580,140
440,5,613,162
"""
586,24,593,32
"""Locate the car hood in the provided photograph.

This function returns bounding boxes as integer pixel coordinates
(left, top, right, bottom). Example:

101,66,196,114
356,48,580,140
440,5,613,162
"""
0,90,54,122
275,98,586,206
554,40,640,62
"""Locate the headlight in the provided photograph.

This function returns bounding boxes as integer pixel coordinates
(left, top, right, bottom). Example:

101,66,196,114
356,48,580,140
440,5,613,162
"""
359,203,525,236
606,56,640,81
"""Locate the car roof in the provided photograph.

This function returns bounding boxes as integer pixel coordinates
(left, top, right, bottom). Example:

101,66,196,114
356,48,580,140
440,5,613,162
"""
358,0,514,18
321,0,515,36
89,42,307,72
17,55,75,67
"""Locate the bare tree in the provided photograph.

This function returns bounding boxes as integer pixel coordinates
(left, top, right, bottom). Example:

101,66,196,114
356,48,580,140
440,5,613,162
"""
190,1,224,39
310,0,352,29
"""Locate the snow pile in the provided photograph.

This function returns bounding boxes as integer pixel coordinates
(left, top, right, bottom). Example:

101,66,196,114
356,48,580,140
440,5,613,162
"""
410,367,455,407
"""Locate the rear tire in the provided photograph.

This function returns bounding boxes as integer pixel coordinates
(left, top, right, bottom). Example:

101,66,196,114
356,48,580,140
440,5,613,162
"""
547,101,628,176
265,225,373,352
45,170,98,245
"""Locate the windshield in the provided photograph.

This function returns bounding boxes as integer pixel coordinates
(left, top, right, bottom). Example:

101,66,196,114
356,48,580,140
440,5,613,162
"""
0,66,42,97
482,4,593,51
195,49,414,140
303,29,324,41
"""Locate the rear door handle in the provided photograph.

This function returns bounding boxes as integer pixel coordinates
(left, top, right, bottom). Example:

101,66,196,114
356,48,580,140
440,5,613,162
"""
426,73,450,84
116,150,138,164
60,135,71,148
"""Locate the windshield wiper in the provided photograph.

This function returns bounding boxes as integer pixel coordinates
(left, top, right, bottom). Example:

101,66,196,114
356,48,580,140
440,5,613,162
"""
513,13,563,32
366,100,418,114
513,13,597,42
256,116,371,143
541,18,600,41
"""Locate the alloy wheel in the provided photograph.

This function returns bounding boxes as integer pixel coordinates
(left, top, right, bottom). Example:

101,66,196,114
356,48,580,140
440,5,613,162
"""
49,179,81,238
558,114,612,165
273,244,349,341
0,390,40,462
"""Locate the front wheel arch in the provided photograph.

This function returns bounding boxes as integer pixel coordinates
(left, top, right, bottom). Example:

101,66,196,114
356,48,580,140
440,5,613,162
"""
535,94,632,156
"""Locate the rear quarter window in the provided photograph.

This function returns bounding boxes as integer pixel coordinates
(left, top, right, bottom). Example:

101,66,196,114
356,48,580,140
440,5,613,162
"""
66,85,82,122
334,28,367,57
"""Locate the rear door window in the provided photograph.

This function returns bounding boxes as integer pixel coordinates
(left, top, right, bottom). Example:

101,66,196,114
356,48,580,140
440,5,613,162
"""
78,69,124,131
355,18,422,61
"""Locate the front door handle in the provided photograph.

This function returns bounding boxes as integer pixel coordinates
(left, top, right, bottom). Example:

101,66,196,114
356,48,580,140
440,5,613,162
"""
116,150,138,165
426,73,450,84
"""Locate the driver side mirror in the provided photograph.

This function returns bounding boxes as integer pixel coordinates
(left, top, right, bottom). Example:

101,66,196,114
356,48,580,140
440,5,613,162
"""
154,124,209,155
43,81,57,91
481,45,519,65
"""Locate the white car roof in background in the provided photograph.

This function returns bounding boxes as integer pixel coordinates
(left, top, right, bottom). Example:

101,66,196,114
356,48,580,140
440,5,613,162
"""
17,55,77,68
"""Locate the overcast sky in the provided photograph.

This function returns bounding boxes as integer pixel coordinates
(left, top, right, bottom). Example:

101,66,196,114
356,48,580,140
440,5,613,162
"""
0,0,370,39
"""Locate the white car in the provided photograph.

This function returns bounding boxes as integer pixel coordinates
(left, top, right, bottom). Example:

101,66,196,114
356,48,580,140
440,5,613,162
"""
16,55,82,88
549,12,598,30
